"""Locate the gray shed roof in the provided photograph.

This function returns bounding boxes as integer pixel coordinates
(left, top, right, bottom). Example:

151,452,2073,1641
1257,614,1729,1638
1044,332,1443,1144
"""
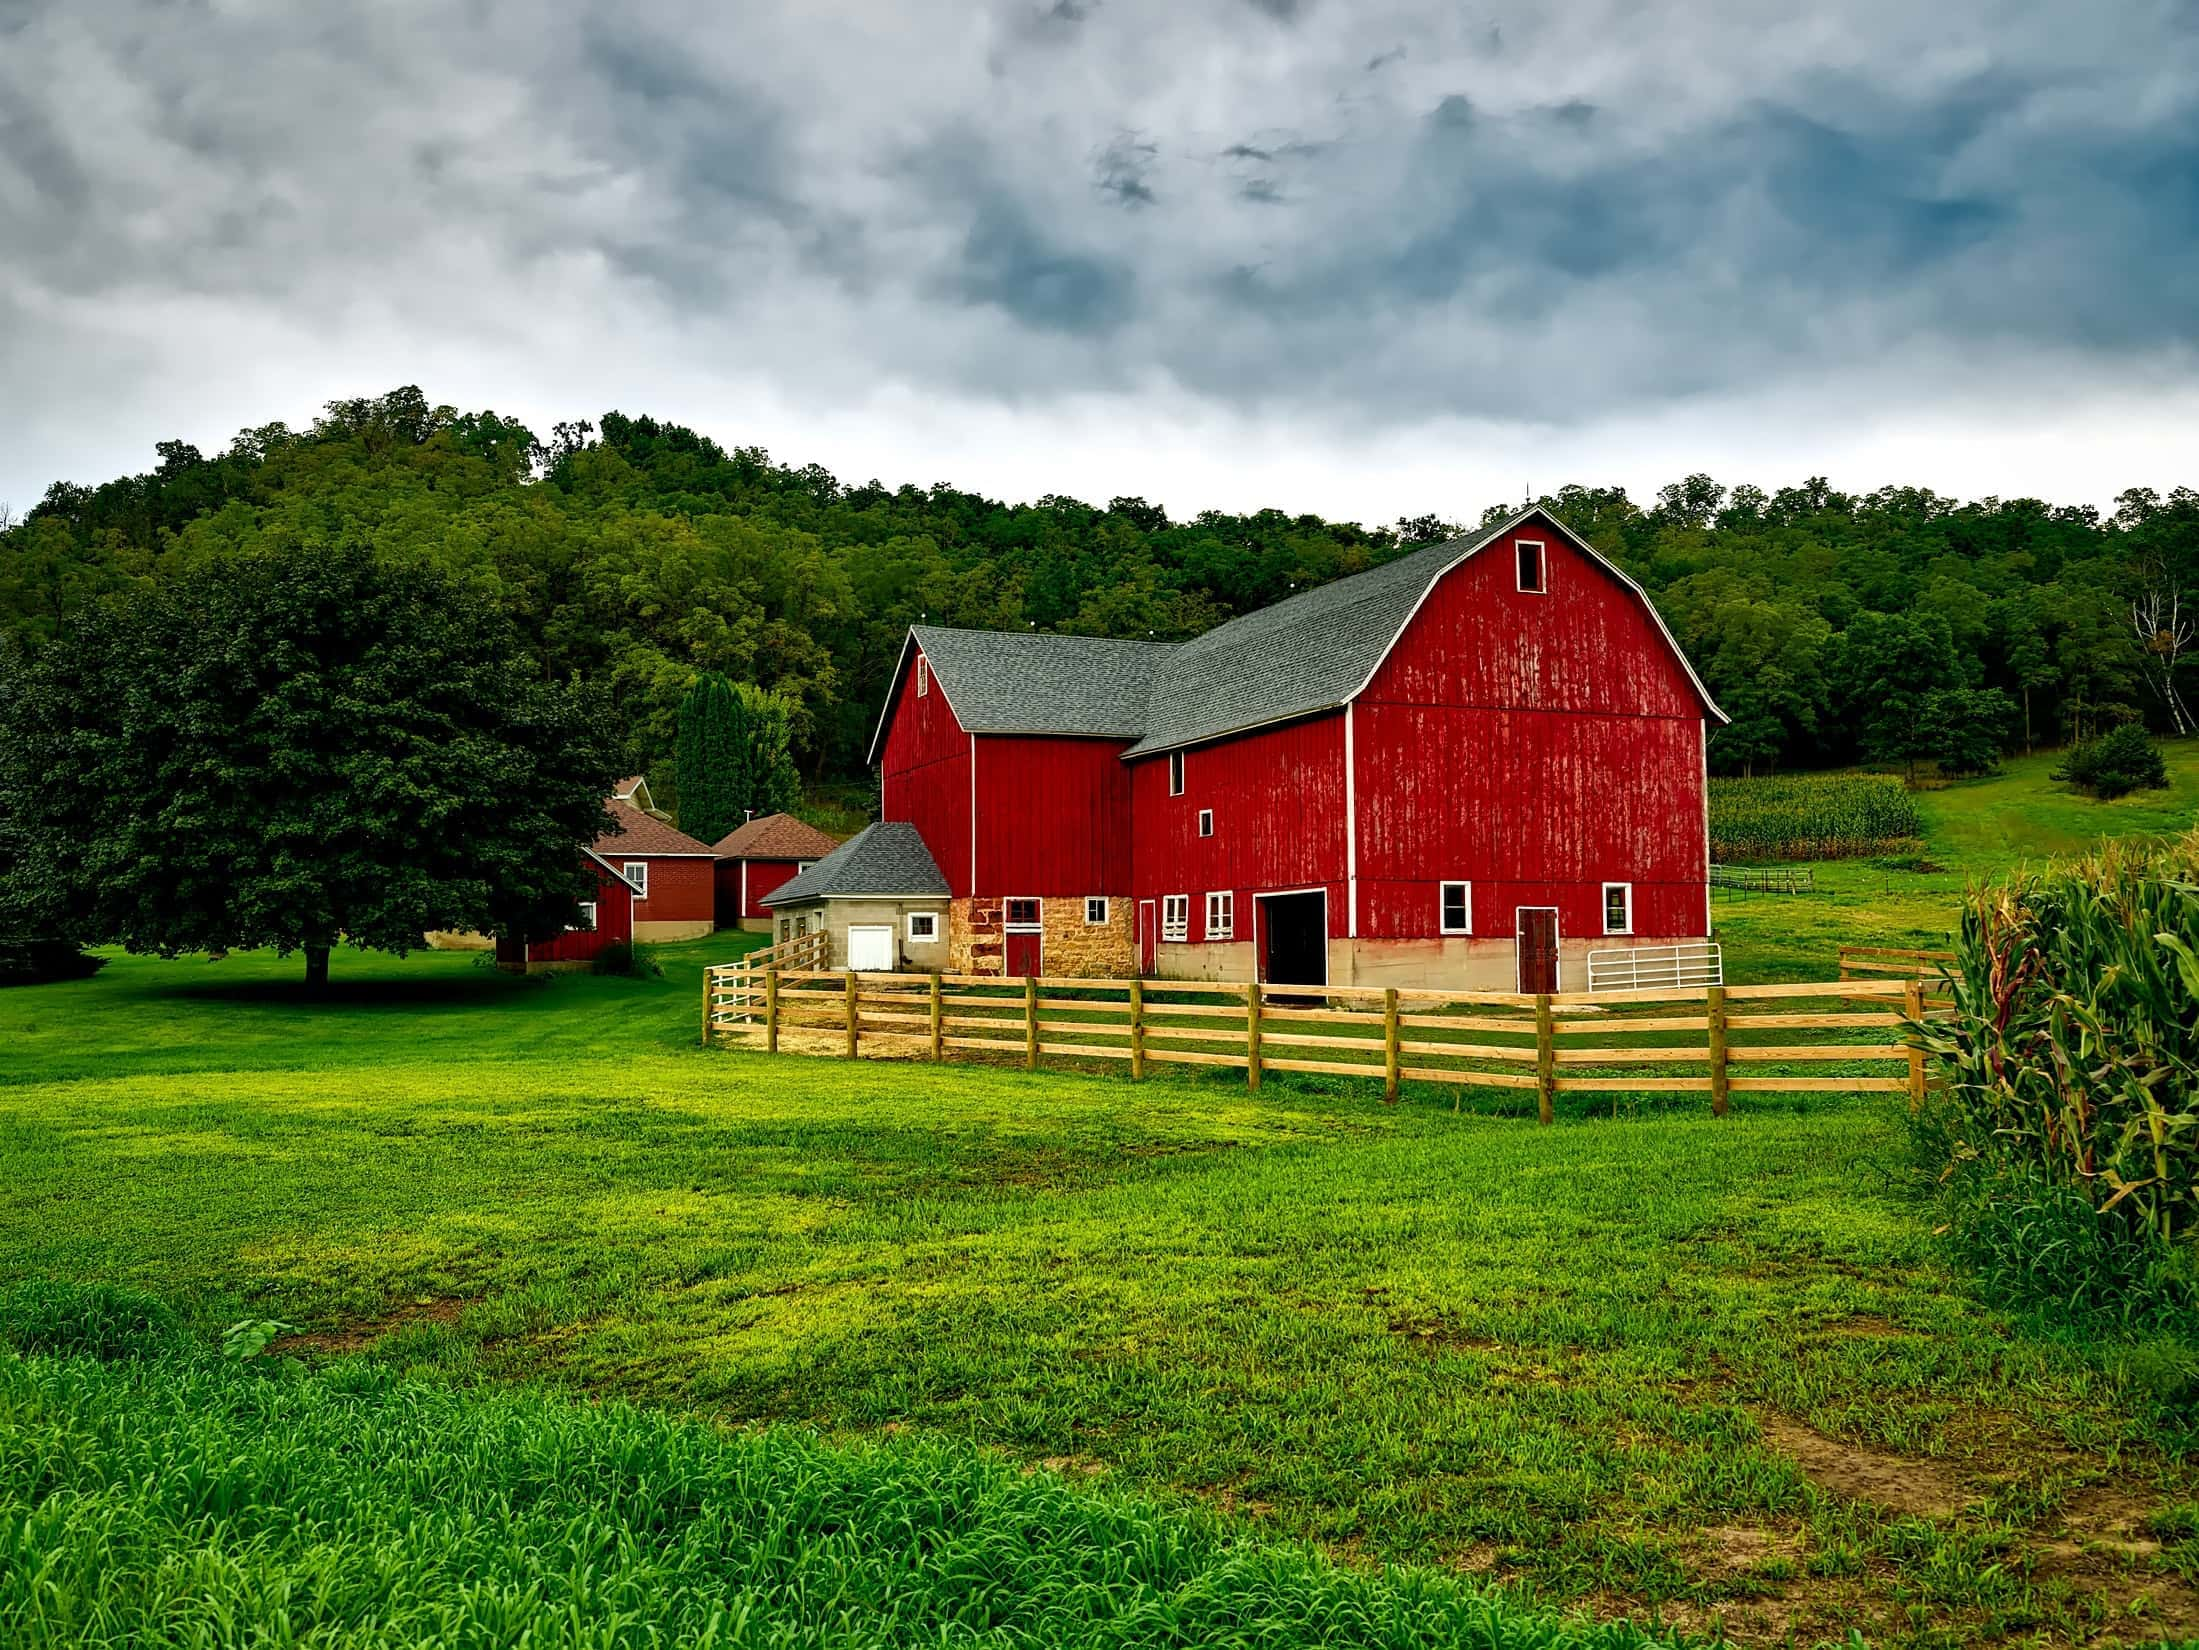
865,626,1172,763
762,822,950,906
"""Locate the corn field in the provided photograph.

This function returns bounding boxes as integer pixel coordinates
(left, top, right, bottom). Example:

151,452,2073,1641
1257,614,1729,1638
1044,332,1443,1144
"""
1709,772,1924,862
1913,833,2199,1321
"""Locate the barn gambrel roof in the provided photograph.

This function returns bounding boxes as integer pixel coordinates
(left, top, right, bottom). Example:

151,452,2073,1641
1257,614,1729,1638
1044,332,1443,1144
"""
866,507,1724,766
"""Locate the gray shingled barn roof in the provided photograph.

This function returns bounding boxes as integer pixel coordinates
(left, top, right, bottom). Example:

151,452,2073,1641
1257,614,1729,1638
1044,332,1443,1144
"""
761,822,950,906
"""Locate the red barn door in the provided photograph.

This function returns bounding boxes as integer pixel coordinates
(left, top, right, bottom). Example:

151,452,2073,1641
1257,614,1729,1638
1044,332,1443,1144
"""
1516,908,1559,993
1003,897,1043,976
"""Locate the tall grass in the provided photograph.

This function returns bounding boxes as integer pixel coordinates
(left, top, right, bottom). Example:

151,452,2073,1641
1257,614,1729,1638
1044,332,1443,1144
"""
1910,833,2199,1330
0,1292,1683,1650
1709,773,1924,862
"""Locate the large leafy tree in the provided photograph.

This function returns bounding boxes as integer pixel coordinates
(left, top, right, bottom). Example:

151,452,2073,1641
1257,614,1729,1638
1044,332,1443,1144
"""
11,545,619,984
674,671,740,844
727,681,802,821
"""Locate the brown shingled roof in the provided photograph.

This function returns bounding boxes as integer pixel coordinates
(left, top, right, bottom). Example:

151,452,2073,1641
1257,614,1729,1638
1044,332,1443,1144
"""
712,811,843,860
592,799,717,857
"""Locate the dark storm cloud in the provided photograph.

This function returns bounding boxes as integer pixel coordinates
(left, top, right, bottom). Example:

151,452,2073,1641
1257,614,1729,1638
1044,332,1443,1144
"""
0,0,2195,476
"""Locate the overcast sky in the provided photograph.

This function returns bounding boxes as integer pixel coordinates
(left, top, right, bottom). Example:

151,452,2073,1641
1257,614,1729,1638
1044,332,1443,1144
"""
3,0,2195,525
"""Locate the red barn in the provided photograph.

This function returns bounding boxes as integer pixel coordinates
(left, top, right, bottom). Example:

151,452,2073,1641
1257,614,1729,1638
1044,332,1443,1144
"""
495,848,635,971
866,507,1725,990
712,812,843,932
592,800,719,942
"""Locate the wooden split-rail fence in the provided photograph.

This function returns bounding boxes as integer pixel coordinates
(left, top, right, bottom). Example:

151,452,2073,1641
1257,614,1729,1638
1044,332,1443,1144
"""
704,965,1949,1121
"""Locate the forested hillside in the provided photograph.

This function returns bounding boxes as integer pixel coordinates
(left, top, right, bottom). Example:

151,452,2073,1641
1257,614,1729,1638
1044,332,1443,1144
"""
4,386,2194,794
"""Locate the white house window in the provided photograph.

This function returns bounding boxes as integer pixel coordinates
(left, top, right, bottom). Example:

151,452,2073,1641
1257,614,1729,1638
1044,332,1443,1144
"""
1167,750,1185,796
907,911,939,941
622,861,648,898
574,901,597,934
1084,896,1109,925
1005,897,1041,927
1198,809,1214,838
1602,882,1633,935
1516,539,1546,593
915,656,929,697
1162,895,1189,942
1205,891,1234,940
1439,881,1471,935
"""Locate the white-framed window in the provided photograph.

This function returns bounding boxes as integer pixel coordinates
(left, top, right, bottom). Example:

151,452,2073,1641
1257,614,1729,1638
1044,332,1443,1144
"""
915,656,929,697
1205,890,1234,940
574,901,597,934
1516,539,1546,594
1005,897,1041,928
779,918,791,943
622,861,648,898
1602,882,1633,935
1439,881,1471,935
797,861,814,873
1084,896,1109,925
907,911,940,942
1167,750,1185,796
1162,894,1189,942
1198,809,1214,838
794,915,808,938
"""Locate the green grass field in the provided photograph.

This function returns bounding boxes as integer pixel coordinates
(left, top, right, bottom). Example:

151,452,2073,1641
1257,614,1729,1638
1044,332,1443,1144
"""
5,748,2198,1648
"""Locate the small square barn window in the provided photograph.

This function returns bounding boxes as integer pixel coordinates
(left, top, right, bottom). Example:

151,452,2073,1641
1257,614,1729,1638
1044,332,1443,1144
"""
907,911,939,941
1205,890,1234,940
1603,882,1633,936
1516,539,1546,593
1167,750,1186,796
1198,809,1214,838
915,656,929,697
1085,896,1109,925
1439,881,1471,935
622,861,648,898
1005,897,1041,928
574,901,597,934
1162,894,1189,942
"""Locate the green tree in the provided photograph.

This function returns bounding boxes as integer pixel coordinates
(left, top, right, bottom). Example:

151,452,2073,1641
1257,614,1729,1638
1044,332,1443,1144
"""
11,546,618,985
674,671,741,844
1922,687,2016,776
727,682,802,821
1827,611,1964,777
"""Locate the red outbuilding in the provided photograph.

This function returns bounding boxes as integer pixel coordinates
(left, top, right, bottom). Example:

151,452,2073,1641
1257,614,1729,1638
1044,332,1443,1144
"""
495,847,636,971
712,812,844,931
865,506,1726,991
592,800,719,942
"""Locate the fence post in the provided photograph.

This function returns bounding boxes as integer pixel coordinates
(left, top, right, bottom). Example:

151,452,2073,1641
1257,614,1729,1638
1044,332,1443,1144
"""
1534,993,1556,1126
844,971,858,1060
701,966,714,1048
1707,984,1729,1118
929,972,944,1063
1904,980,1927,1112
1129,979,1146,1080
765,968,780,1056
1246,981,1264,1091
1024,974,1039,1070
1383,988,1400,1104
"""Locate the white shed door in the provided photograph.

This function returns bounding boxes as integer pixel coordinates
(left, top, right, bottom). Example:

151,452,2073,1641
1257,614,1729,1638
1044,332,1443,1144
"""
847,925,894,972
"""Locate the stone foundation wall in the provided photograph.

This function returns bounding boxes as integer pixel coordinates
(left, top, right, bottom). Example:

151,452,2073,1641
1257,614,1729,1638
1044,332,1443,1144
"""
949,896,1134,977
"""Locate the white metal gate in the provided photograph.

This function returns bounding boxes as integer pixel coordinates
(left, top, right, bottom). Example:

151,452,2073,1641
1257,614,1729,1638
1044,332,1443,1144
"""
1586,942,1722,992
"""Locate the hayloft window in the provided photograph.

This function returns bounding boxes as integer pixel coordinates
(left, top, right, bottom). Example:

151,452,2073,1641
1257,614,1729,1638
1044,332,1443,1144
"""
1167,751,1186,796
907,911,939,941
1439,881,1471,935
915,656,930,697
1005,897,1041,927
1205,891,1234,940
1516,539,1546,593
1162,895,1189,943
622,862,648,898
1602,882,1633,936
1084,897,1109,925
1198,809,1214,838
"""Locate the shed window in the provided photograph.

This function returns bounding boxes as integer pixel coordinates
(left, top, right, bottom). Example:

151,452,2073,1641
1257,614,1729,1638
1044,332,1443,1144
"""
1084,896,1109,925
907,911,939,941
1005,897,1041,928
574,901,597,934
1162,895,1189,943
1439,881,1471,935
1602,882,1633,936
779,918,791,943
915,656,929,697
1205,891,1234,940
1167,751,1185,796
1516,539,1546,593
1198,809,1214,838
622,861,648,898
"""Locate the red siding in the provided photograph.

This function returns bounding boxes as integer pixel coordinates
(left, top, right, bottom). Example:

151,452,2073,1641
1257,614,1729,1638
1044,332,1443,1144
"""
599,854,715,925
530,860,635,964
717,857,809,919
974,735,1133,896
879,645,973,898
1128,712,1349,938
1353,523,1708,941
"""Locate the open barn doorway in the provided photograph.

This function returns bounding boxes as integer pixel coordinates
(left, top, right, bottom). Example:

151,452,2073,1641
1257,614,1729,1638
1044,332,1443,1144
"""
1257,891,1328,988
